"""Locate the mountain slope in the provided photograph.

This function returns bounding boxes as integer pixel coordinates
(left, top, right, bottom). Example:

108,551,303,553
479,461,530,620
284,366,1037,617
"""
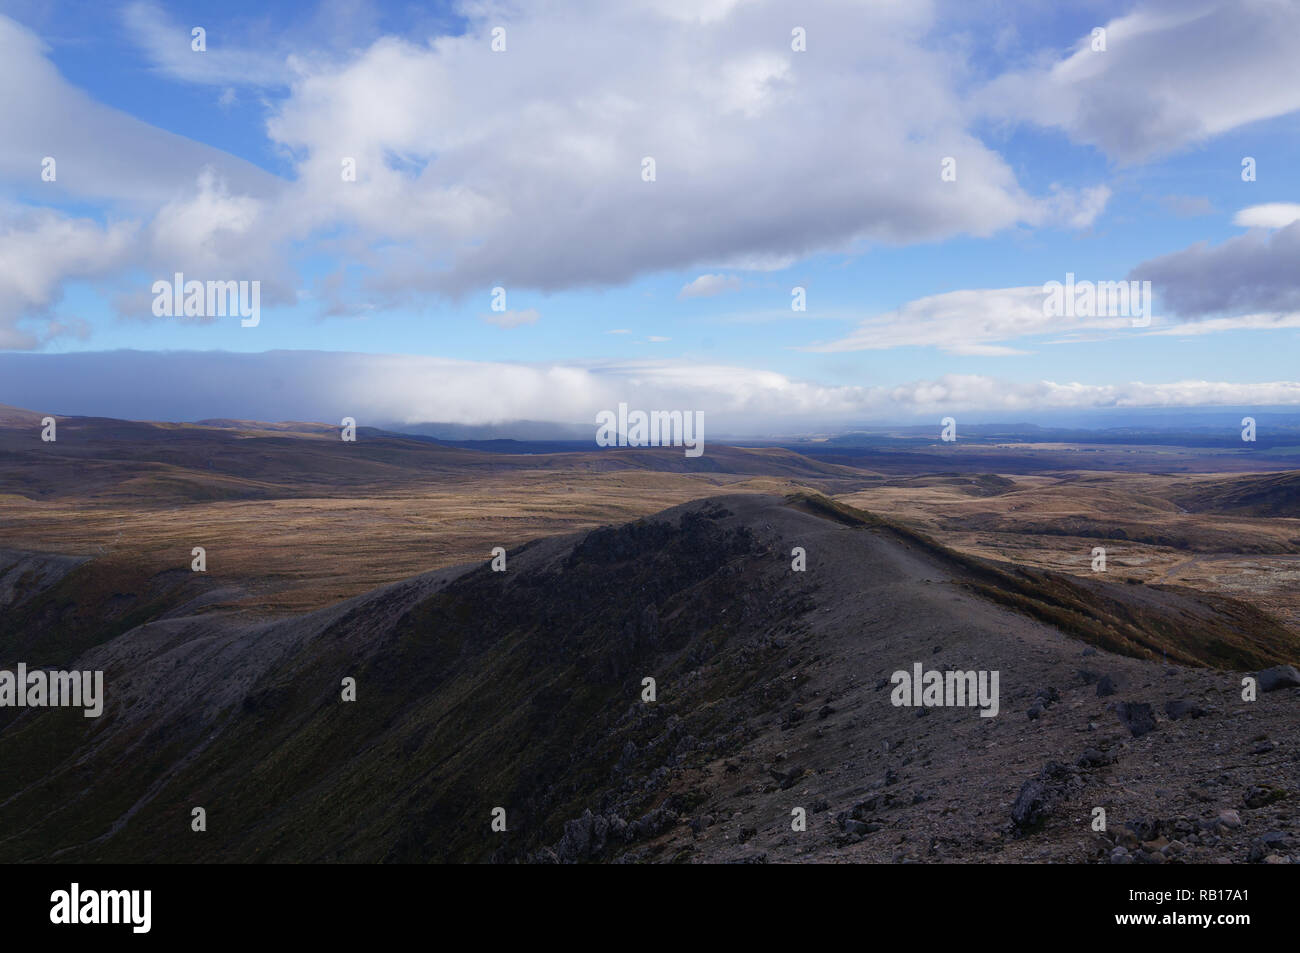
0,494,1295,864
1172,471,1300,518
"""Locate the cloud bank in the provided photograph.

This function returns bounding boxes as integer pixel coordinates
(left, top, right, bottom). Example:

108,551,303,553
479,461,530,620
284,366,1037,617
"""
3,350,1298,436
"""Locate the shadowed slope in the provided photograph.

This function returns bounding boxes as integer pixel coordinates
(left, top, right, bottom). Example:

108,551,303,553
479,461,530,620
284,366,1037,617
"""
1,494,1296,864
1172,471,1300,518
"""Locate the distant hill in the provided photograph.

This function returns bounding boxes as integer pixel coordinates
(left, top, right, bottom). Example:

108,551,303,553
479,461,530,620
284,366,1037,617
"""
0,406,871,504
1171,471,1300,517
0,403,47,428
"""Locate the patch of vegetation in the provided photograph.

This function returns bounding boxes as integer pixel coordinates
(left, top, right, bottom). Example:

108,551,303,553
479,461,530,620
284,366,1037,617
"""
0,557,210,667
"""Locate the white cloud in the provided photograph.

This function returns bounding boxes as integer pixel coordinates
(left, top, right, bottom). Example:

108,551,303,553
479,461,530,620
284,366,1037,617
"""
0,15,277,206
679,274,742,298
800,286,1135,354
1142,312,1300,336
1233,203,1300,229
122,2,290,87
0,205,137,348
149,169,263,263
809,270,1300,353
0,15,290,343
262,0,1106,305
978,0,1300,162
1033,184,1112,230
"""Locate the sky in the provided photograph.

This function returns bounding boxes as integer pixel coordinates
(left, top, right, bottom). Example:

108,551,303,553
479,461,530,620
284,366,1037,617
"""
0,0,1298,435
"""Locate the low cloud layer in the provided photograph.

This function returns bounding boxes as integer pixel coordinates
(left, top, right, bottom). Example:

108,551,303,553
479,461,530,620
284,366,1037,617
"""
3,350,1298,436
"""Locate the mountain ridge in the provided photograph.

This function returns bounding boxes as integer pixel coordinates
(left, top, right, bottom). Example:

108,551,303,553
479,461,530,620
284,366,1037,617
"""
2,493,1296,863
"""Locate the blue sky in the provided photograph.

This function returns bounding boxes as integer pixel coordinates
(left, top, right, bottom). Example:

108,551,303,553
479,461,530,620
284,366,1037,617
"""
1,0,1299,433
